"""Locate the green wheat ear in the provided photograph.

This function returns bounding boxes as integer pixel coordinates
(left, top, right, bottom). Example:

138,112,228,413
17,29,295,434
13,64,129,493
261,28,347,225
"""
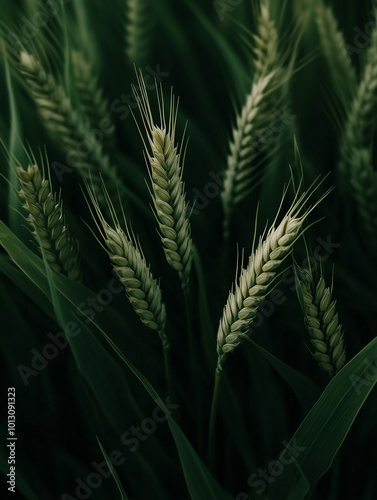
315,0,357,110
85,179,173,395
16,157,81,281
336,3,377,250
72,50,116,151
348,148,377,249
216,176,330,373
132,70,193,293
124,0,154,66
339,33,377,175
85,180,167,345
16,49,120,211
295,266,346,378
221,0,295,240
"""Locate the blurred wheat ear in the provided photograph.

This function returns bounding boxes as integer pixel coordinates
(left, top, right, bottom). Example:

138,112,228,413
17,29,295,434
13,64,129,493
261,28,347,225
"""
72,50,116,151
335,4,377,250
124,0,154,66
348,148,377,249
221,0,295,239
315,0,357,110
338,17,377,170
15,49,119,209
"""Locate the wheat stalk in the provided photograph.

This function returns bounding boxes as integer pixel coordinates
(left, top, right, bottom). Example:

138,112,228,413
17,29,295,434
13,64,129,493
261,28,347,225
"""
17,50,117,203
221,0,293,239
133,71,193,292
72,50,116,151
124,0,153,65
216,178,329,374
296,267,346,377
315,0,356,110
16,162,81,281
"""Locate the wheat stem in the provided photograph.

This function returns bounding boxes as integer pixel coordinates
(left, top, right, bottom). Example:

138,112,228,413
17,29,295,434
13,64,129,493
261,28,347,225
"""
162,341,173,399
208,372,221,470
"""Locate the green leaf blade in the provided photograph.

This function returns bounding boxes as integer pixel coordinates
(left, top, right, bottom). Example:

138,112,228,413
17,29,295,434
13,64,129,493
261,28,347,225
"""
268,337,377,499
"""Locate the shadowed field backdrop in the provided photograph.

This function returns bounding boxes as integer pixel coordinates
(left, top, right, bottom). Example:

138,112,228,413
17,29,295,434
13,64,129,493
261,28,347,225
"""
1,0,377,499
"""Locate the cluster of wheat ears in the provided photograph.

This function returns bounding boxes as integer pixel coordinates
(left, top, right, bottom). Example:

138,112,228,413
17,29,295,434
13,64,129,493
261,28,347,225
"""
3,0,376,483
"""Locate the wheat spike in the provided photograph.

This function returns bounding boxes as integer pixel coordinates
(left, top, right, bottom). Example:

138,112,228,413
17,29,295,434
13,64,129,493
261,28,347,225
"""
221,0,293,239
339,11,377,173
133,72,193,292
125,0,153,65
348,148,377,248
216,178,329,373
86,182,168,346
72,50,116,151
17,50,117,202
336,9,377,248
16,163,81,281
315,0,357,109
296,267,346,377
252,0,281,80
